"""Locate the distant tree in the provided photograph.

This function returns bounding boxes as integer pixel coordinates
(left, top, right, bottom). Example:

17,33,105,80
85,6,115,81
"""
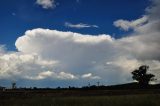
12,82,16,89
131,65,155,87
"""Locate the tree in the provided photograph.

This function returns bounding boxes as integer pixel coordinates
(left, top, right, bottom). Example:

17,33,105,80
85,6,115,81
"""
131,65,155,87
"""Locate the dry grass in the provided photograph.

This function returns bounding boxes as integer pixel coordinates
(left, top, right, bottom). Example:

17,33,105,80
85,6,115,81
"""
0,94,160,106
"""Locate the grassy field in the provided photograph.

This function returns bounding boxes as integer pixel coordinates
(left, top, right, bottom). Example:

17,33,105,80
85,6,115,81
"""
0,94,160,106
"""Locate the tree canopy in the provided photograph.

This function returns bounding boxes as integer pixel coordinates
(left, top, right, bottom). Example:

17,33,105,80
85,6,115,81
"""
131,65,155,87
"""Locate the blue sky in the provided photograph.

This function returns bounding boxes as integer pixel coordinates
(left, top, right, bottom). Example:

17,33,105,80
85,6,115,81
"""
0,0,149,50
0,0,160,88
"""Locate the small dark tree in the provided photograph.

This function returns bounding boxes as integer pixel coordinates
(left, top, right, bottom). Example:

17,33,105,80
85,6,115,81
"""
131,65,155,87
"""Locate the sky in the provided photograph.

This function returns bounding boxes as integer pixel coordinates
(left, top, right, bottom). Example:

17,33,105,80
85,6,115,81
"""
0,0,160,88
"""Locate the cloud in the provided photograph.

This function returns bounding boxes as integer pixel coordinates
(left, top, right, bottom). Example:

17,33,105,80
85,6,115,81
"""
25,71,78,80
7,21,159,85
15,28,116,77
1,28,126,86
0,45,6,54
36,0,56,9
0,52,58,80
146,0,160,20
81,73,101,79
65,22,99,29
0,0,160,87
114,16,148,31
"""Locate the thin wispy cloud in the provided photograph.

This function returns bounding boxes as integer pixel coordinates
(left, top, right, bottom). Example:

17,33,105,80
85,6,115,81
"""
114,16,148,31
36,0,56,9
65,22,99,29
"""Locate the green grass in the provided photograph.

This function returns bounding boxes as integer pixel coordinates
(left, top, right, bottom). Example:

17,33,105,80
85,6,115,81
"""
1,94,160,106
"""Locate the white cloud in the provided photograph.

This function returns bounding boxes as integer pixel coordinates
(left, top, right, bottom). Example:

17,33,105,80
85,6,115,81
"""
65,22,99,29
114,16,148,31
1,16,160,85
36,0,56,9
0,45,6,54
146,0,160,20
11,24,160,85
81,73,101,79
1,28,124,85
26,71,53,80
0,52,58,80
25,71,77,80
58,72,78,80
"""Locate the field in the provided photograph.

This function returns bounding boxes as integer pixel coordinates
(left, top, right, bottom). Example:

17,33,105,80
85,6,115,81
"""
1,94,160,106
0,89,160,106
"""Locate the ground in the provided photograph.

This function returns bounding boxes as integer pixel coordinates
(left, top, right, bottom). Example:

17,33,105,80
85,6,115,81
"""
0,89,160,106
